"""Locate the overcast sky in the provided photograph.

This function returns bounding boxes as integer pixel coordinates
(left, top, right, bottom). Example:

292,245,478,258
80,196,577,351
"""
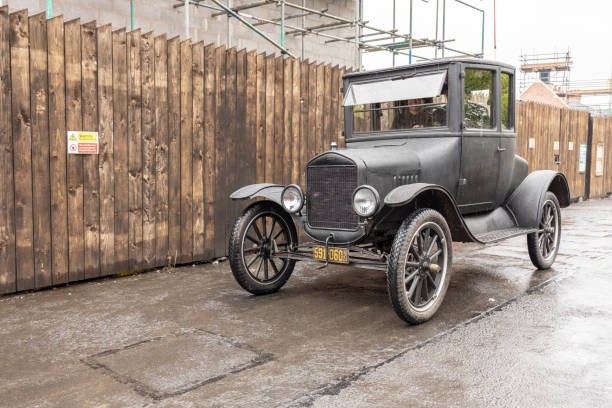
362,0,612,104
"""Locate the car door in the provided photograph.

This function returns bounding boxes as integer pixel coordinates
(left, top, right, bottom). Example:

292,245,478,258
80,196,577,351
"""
457,65,500,214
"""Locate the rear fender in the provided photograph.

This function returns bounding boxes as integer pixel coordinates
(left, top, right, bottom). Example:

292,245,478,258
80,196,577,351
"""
505,170,570,228
383,183,475,242
230,183,284,205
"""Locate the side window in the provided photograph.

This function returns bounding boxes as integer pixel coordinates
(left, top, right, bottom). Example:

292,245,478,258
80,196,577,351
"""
501,72,513,130
464,69,494,129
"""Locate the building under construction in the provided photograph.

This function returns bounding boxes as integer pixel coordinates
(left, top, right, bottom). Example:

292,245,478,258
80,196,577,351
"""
13,0,485,70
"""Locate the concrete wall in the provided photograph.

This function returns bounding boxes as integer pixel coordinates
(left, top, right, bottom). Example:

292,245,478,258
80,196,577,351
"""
5,0,356,68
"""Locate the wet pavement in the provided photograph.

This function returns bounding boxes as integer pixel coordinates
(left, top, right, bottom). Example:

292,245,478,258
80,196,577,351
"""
0,198,611,408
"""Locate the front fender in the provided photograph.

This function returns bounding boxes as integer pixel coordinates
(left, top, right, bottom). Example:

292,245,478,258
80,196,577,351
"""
383,183,475,242
505,170,570,228
230,183,284,205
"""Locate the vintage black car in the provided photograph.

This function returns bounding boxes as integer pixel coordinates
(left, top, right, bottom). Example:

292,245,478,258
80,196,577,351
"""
228,59,570,324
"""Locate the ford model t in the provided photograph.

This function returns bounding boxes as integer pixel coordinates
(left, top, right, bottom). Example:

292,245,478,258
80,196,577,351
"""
228,59,570,324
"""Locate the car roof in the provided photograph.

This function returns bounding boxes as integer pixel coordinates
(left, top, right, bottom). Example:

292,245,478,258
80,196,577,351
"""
343,58,515,79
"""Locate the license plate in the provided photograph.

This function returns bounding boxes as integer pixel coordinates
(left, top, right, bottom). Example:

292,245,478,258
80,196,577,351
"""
313,246,349,264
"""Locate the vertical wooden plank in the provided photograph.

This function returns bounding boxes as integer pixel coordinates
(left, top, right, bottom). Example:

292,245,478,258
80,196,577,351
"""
283,58,292,184
81,21,100,279
141,32,156,269
234,49,248,227
224,47,237,249
298,59,309,188
264,55,275,182
246,51,257,189
29,13,52,288
291,59,300,183
315,63,324,155
112,28,129,273
179,39,193,263
203,43,216,257
167,37,181,264
323,64,333,152
97,24,114,276
47,17,68,284
255,53,265,184
274,56,284,184
307,62,317,161
127,29,143,271
0,6,15,293
337,67,346,148
330,66,339,145
192,41,205,260
213,45,226,257
154,34,169,266
11,9,35,290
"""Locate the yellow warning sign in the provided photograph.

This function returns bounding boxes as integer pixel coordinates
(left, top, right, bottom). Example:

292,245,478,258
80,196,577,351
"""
67,131,99,154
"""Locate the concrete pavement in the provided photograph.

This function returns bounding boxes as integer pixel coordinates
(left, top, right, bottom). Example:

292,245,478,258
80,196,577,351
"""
0,198,610,408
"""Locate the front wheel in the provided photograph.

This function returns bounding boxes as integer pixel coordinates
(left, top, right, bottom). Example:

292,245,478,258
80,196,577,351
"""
527,192,561,269
229,202,297,295
387,209,453,324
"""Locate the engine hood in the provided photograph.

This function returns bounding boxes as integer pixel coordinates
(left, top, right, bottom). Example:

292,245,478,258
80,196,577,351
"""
308,142,422,199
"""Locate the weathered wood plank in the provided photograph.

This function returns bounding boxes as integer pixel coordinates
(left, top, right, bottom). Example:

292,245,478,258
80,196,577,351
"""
323,64,332,152
97,24,114,276
330,66,339,146
299,59,309,188
11,9,35,290
245,50,257,189
307,62,317,164
180,40,193,263
154,34,169,266
127,29,143,271
29,12,52,288
264,55,275,182
141,32,156,269
81,21,100,279
46,33,71,281
213,45,226,257
337,67,346,148
233,49,247,228
224,47,237,250
255,52,265,184
203,43,216,257
291,58,300,184
192,41,205,260
274,56,284,184
315,63,324,155
283,57,292,185
167,37,181,265
112,28,129,273
0,6,16,294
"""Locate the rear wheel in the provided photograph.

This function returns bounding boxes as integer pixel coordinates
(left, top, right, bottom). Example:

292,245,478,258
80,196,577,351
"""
229,202,297,295
527,192,561,269
387,209,453,324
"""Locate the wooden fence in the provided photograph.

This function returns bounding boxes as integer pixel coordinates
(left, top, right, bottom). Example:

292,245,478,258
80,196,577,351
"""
0,9,347,294
1,9,611,295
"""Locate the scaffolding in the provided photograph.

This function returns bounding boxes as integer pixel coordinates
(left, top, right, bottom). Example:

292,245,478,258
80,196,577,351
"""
519,51,573,97
171,0,486,69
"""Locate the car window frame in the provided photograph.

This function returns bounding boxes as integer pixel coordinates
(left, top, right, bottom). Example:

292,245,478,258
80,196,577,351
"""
462,65,498,132
500,69,515,133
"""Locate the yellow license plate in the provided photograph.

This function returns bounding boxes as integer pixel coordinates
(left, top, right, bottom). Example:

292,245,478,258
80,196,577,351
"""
313,246,349,264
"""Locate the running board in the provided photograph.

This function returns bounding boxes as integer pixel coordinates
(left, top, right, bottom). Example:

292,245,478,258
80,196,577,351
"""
474,227,537,244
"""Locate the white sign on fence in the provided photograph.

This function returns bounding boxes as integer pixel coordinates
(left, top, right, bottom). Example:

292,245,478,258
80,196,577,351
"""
578,143,587,174
67,131,99,154
595,144,604,176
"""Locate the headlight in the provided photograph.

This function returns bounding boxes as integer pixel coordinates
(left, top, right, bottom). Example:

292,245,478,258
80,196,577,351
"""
352,185,379,217
281,184,304,213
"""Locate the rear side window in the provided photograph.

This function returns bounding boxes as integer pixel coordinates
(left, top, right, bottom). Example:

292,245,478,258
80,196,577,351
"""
501,72,513,130
464,69,494,129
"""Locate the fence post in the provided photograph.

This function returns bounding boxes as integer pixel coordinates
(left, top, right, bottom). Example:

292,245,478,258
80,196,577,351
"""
585,114,593,199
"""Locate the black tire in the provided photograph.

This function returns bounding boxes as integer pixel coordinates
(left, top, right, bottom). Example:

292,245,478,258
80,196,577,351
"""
229,201,297,295
387,209,453,324
527,192,561,270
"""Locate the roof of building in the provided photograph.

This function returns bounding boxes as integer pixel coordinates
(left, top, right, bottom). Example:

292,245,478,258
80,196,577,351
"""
519,81,568,108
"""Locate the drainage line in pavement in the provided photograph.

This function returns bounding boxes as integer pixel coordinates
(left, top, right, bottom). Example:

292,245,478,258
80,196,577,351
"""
281,271,570,408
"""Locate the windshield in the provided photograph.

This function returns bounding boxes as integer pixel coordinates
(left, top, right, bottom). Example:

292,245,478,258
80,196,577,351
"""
347,72,448,133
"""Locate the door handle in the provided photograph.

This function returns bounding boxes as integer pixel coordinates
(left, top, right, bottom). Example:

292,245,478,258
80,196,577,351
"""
496,146,506,152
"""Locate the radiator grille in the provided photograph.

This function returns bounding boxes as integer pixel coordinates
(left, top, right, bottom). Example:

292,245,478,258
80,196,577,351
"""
307,165,359,230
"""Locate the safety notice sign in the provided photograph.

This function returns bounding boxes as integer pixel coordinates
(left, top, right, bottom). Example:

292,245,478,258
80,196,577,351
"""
67,131,99,154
